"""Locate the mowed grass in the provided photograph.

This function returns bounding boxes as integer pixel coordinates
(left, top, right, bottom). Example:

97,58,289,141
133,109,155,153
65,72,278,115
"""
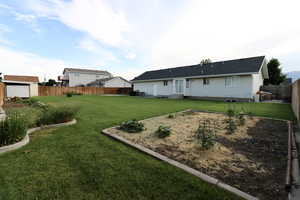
0,96,294,200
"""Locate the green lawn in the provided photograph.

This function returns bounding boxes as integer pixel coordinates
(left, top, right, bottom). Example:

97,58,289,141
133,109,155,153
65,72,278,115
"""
0,96,294,200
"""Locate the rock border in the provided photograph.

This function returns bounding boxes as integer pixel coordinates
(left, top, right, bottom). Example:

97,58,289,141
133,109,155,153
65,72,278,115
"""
0,119,77,154
102,110,264,200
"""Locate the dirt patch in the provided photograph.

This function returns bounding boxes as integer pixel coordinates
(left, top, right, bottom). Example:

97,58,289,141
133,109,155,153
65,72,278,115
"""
106,111,288,200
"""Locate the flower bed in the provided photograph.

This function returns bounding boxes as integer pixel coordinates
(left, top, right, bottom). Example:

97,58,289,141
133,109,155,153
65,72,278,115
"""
105,110,288,200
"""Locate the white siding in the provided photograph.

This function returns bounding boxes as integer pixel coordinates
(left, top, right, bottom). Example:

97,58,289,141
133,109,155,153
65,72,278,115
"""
185,75,253,98
134,75,255,99
30,83,39,97
104,77,131,88
133,81,173,96
252,71,264,95
68,72,111,87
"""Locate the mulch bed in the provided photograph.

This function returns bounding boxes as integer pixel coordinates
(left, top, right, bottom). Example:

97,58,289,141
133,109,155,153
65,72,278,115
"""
106,111,288,200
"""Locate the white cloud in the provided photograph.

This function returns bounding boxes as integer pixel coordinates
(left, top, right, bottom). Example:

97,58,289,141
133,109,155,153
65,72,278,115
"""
0,46,67,81
150,0,300,71
125,52,136,60
78,37,119,62
25,0,131,47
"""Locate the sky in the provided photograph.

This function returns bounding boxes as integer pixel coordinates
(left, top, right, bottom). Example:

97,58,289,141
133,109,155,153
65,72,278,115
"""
0,0,299,81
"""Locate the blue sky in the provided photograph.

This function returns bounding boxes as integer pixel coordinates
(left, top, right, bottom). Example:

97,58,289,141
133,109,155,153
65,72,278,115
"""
0,0,299,81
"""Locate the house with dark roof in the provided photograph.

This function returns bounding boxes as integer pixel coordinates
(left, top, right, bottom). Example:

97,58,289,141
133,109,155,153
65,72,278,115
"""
131,56,269,101
59,68,112,87
87,77,131,88
3,75,39,98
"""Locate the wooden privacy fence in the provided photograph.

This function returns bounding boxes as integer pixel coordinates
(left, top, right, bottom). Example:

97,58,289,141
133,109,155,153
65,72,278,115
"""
261,84,292,101
0,83,4,106
292,79,300,126
38,86,132,96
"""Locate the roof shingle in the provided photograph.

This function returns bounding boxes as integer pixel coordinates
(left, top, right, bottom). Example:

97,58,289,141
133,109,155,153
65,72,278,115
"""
132,56,265,81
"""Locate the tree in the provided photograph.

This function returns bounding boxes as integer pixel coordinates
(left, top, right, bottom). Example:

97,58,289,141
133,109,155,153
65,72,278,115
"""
264,58,286,85
200,58,212,65
45,79,57,86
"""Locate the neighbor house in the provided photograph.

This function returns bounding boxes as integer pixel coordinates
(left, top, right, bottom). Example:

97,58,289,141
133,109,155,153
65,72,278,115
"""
87,77,132,88
132,56,269,102
3,75,39,98
59,68,113,87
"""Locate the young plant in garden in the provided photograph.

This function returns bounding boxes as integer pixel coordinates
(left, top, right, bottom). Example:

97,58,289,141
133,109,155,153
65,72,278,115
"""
156,125,171,138
238,113,246,126
119,119,144,133
167,114,175,119
226,118,237,134
196,120,216,149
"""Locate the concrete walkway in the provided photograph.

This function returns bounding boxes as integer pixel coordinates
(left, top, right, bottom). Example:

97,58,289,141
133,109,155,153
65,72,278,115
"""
292,131,300,200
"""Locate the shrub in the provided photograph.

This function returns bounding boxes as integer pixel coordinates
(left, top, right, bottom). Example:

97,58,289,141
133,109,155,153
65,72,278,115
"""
36,105,79,126
119,119,144,133
0,112,28,146
156,125,171,138
196,120,216,149
22,98,39,106
226,108,236,118
65,92,82,98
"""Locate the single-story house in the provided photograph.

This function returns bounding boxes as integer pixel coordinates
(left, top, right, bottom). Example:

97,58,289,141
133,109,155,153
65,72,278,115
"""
3,75,39,98
87,77,132,88
59,68,112,87
131,56,269,102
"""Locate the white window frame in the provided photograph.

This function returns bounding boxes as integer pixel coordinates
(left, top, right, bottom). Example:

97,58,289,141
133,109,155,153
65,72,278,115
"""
163,80,168,86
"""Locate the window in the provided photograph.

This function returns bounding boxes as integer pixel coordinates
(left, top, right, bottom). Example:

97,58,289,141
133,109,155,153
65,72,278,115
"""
203,78,210,85
74,73,80,77
186,79,190,88
225,77,233,87
163,80,168,86
225,76,239,87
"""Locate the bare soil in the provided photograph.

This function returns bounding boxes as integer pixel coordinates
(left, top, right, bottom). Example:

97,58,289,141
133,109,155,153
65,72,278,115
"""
107,110,288,200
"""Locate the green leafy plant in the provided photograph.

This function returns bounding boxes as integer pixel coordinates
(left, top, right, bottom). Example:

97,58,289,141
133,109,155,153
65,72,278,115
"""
196,120,216,149
156,125,171,138
226,118,237,134
119,119,144,133
36,105,79,126
237,113,246,126
0,112,28,146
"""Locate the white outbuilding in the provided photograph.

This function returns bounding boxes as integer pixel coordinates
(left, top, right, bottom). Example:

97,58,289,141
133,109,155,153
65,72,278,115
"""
3,75,39,98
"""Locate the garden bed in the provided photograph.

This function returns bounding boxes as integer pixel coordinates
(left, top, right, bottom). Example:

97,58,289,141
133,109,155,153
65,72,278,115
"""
105,110,288,200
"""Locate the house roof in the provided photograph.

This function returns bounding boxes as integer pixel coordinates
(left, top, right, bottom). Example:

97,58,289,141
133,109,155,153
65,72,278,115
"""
132,56,266,82
87,76,131,86
4,75,39,83
63,68,111,75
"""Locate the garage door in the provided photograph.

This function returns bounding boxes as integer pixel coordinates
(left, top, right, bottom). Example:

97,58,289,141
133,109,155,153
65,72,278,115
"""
6,85,30,98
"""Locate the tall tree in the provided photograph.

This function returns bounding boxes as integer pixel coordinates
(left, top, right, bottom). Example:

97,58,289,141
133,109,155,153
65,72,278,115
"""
200,58,212,65
45,79,57,86
264,58,286,85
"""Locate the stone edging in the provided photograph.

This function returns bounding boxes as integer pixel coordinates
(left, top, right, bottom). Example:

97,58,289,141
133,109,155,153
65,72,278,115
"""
0,119,77,154
102,128,258,200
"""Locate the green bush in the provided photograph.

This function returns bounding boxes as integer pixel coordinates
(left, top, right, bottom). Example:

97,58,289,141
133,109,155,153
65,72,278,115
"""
156,125,171,138
65,92,82,97
196,120,216,149
119,119,144,133
36,105,79,126
0,112,28,146
22,98,39,106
